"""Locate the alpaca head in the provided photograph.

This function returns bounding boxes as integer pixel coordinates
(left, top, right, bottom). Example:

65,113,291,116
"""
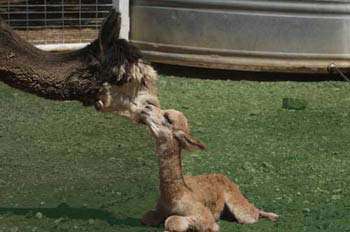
141,105,206,152
94,13,159,118
94,60,159,121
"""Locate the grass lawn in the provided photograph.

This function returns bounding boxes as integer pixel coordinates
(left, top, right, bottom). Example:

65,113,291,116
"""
0,74,349,232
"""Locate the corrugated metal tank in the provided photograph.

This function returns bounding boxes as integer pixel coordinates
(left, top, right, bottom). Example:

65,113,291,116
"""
130,0,350,73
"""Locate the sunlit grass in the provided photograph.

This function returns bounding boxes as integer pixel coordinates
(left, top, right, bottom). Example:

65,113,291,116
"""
0,76,349,232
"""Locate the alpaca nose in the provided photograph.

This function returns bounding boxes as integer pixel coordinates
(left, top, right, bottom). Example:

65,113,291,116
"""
95,100,104,111
141,104,154,115
140,108,150,117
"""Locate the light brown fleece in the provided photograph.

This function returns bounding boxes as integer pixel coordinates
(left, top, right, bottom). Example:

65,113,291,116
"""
140,106,278,232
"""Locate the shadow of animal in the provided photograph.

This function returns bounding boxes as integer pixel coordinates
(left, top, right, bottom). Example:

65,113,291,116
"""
0,203,142,228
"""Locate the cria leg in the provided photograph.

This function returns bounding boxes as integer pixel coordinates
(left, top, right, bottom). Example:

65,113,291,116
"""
165,215,219,232
223,185,260,224
259,210,279,222
164,215,191,232
165,205,219,232
224,184,278,224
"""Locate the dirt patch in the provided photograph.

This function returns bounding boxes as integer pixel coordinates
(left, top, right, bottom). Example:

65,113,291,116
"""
16,27,99,44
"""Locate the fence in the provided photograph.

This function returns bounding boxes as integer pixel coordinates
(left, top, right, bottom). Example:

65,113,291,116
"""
0,0,129,50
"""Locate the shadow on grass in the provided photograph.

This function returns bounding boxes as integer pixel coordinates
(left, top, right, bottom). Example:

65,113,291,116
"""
0,203,143,228
153,63,346,82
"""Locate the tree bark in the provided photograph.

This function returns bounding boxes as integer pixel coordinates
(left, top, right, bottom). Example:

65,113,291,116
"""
0,10,141,106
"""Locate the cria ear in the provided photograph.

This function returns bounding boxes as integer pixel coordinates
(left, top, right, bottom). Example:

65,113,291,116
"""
174,130,206,151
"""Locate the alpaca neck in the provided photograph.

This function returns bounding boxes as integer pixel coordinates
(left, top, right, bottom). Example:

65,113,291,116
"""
158,140,186,199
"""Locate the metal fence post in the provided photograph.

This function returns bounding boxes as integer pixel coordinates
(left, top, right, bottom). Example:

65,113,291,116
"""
113,0,130,40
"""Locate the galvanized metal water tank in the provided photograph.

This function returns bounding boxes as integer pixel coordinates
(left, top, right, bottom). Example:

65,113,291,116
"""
130,0,350,73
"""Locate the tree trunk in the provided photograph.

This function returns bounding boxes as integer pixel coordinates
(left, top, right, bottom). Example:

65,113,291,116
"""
0,10,141,106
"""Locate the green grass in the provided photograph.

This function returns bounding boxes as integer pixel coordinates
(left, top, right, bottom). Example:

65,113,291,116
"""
0,76,349,232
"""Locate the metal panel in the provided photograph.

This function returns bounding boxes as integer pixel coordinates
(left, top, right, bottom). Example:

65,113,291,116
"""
114,0,129,40
130,0,350,73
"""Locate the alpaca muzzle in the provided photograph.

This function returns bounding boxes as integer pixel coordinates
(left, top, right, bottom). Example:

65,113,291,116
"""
95,100,104,111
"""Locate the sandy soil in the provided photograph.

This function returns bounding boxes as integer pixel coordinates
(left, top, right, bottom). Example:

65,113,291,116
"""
15,27,99,44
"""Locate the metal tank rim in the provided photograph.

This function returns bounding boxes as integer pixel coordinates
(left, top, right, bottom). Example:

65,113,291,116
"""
130,0,350,73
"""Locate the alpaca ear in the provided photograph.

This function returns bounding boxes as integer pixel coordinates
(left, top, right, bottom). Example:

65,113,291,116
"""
174,131,206,151
99,9,121,55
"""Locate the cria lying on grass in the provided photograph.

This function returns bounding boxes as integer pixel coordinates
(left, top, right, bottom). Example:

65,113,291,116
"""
140,105,278,232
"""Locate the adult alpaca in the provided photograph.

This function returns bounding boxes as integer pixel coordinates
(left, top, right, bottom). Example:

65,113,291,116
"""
0,10,159,120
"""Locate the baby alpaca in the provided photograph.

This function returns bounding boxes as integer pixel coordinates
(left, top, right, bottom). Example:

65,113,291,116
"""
140,105,278,232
